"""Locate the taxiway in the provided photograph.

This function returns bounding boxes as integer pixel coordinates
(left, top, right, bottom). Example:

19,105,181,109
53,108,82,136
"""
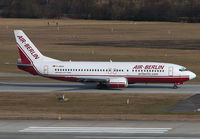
1,72,199,93
0,82,199,94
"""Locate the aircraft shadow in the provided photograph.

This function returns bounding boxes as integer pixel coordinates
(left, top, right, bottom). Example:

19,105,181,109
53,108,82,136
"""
128,84,174,89
0,82,174,90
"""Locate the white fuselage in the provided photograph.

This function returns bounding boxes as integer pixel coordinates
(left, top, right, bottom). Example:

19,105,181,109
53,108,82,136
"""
34,61,196,84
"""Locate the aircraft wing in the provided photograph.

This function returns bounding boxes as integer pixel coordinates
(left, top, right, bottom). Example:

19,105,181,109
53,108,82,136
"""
68,76,129,88
66,76,110,82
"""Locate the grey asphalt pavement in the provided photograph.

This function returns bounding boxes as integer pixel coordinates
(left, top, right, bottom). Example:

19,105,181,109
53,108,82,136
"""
1,72,199,94
0,120,199,139
0,81,199,94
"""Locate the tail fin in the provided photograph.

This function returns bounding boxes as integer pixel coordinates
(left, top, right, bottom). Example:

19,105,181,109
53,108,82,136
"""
14,30,44,64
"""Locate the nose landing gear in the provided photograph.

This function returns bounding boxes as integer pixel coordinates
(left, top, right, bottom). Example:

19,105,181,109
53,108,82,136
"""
173,82,183,89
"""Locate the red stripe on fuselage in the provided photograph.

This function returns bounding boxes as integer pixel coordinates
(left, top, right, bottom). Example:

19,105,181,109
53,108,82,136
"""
127,76,189,83
46,74,189,84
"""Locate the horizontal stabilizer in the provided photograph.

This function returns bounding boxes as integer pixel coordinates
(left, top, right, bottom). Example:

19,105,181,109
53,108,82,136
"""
5,62,32,67
17,64,32,67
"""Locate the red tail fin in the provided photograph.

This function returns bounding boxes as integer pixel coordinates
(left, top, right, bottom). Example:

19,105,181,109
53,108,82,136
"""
17,46,31,64
17,45,37,75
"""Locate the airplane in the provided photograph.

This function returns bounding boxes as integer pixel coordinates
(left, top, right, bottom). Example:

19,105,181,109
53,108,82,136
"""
14,30,196,89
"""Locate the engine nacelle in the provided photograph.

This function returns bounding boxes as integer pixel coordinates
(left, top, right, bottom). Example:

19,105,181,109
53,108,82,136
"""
108,77,128,88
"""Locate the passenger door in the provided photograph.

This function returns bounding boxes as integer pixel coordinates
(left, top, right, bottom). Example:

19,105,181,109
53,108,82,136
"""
43,65,49,75
168,67,173,76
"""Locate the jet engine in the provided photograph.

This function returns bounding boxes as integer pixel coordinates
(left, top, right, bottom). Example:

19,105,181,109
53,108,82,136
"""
108,77,128,88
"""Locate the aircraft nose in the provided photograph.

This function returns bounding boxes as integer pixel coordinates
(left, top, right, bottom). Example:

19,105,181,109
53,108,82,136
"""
189,72,196,80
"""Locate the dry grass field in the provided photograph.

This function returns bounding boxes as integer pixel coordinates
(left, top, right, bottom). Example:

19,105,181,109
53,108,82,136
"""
0,92,198,120
0,18,200,120
0,18,200,83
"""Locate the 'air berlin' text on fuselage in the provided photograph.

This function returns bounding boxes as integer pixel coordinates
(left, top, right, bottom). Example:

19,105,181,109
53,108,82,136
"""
133,65,165,70
17,36,39,59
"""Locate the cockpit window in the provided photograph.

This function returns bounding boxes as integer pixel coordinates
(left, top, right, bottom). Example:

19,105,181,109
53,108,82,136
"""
179,67,188,72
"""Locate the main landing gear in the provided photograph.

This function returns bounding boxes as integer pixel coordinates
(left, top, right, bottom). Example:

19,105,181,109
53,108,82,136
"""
173,82,183,89
97,82,108,89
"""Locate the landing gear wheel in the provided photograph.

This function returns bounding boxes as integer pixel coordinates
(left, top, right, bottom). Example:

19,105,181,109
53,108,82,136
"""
173,84,178,89
97,82,108,89
173,82,183,89
97,83,102,89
